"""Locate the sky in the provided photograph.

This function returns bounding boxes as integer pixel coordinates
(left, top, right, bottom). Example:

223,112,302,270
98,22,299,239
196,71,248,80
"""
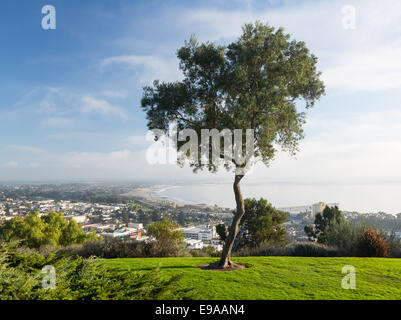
1,0,401,213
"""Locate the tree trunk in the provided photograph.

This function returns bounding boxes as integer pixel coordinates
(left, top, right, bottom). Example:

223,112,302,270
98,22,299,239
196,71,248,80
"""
218,174,245,268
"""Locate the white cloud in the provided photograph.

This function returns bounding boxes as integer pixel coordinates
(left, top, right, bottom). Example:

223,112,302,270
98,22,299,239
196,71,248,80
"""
3,161,18,168
123,135,153,149
41,117,74,127
15,87,127,123
322,46,401,91
29,163,40,168
100,55,182,84
81,95,126,119
98,90,127,99
177,0,401,92
9,145,43,153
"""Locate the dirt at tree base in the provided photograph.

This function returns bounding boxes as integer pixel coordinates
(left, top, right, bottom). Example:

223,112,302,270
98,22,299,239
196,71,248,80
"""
196,262,247,271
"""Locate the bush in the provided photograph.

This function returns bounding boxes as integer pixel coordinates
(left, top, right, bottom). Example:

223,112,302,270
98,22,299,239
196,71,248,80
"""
189,245,221,258
0,212,97,249
356,229,391,257
60,237,190,259
61,238,147,258
289,242,346,257
236,242,348,257
147,218,186,257
324,221,364,255
0,242,194,300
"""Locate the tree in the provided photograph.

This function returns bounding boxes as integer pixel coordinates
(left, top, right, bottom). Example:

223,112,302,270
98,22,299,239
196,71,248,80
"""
217,198,287,250
216,224,228,243
239,198,287,249
147,218,185,257
0,211,96,248
304,206,344,244
141,21,325,268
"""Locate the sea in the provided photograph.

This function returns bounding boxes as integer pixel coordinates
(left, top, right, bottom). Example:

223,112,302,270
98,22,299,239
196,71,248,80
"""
150,182,401,214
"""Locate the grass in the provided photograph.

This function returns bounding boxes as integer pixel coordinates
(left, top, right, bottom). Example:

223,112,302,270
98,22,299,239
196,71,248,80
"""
102,256,401,300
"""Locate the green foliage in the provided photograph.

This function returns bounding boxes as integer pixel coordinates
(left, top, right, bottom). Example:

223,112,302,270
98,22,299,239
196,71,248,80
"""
61,237,191,259
0,242,193,300
189,245,220,258
141,21,325,173
236,242,346,257
324,220,364,255
239,198,287,249
216,223,228,242
0,212,97,248
217,198,287,249
304,206,344,244
147,218,186,257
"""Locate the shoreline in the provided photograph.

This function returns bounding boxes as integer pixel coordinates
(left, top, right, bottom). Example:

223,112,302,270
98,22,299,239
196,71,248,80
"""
122,185,232,210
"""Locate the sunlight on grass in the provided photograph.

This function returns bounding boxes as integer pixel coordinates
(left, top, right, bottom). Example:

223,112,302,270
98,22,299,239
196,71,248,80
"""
102,257,401,300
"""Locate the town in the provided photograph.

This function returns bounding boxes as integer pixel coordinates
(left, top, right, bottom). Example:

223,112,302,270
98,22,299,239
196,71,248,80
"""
0,183,234,251
1,183,400,252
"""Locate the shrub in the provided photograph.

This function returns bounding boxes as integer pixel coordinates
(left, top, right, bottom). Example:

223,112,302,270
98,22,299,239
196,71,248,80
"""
60,237,190,259
0,212,97,249
289,242,346,257
189,245,221,258
147,218,186,257
61,238,146,259
236,242,348,257
0,242,194,300
356,229,391,257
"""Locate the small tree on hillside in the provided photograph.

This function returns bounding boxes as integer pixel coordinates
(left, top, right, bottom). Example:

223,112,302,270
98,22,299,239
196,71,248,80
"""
217,198,288,250
304,206,344,244
141,21,325,268
148,218,185,257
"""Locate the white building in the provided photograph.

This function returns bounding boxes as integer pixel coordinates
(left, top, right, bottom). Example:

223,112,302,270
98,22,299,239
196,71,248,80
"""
180,225,216,241
279,202,340,216
185,239,204,249
71,215,87,224
128,223,143,229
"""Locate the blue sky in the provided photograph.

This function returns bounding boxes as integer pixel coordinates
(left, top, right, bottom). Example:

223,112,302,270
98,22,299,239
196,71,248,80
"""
1,0,401,212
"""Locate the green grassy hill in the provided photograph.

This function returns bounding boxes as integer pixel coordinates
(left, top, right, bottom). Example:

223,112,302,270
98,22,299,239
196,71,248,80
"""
103,256,401,300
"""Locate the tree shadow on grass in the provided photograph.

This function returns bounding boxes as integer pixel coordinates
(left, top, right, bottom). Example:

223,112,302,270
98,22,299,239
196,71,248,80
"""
131,265,199,271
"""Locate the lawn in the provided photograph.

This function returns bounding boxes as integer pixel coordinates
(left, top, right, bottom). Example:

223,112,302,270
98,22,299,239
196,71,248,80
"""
102,256,401,300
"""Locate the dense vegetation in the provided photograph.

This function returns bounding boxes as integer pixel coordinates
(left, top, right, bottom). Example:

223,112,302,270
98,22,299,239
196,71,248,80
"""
0,242,194,300
0,212,96,248
217,198,288,250
304,206,400,257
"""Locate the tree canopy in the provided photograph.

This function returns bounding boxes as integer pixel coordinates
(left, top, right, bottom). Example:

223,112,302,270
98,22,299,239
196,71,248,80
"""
217,198,288,249
304,206,345,244
0,212,97,248
142,21,325,174
147,218,185,257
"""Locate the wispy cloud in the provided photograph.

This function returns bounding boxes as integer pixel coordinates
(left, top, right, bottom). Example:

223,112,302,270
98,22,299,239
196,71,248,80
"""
15,87,127,124
9,145,43,153
81,95,126,119
178,0,401,92
100,54,182,84
3,161,18,168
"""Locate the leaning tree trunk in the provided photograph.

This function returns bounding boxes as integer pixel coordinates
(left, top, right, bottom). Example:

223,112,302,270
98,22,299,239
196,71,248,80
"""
218,175,245,268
